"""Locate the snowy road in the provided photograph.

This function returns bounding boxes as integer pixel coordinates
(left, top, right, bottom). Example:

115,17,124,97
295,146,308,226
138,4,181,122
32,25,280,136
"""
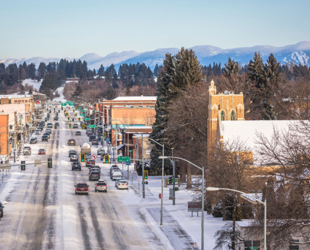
0,108,168,250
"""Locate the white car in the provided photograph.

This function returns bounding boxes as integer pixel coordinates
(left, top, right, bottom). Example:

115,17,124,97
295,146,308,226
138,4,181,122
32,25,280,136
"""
115,179,124,188
116,180,128,190
111,171,122,181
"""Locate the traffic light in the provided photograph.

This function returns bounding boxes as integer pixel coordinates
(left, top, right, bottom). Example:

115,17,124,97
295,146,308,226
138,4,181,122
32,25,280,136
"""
69,123,72,129
48,158,52,168
67,117,70,121
103,132,107,138
21,160,26,170
143,170,148,180
80,153,85,162
78,117,80,121
104,154,110,164
82,124,85,129
75,113,77,117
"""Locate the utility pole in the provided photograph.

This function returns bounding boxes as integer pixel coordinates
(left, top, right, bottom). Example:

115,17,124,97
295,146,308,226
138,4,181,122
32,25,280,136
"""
172,160,175,205
142,133,145,198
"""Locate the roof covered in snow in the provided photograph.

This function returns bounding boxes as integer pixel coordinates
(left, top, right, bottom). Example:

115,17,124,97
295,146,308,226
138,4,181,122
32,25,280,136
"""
113,96,156,101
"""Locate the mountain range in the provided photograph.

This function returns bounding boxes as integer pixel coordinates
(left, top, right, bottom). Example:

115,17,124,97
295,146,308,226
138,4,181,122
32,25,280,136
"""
1,41,310,70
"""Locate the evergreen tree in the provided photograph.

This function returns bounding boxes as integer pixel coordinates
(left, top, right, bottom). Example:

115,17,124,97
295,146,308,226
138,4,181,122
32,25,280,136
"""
223,58,239,78
149,48,204,174
28,87,33,94
72,85,83,98
37,62,47,80
98,65,104,76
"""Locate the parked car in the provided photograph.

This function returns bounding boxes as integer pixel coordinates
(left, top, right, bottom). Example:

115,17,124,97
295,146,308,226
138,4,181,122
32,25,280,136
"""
89,135,96,142
75,131,81,136
43,133,50,139
68,150,77,157
23,146,31,155
73,124,78,129
47,123,53,128
42,135,48,141
35,130,41,135
86,159,95,167
116,180,128,190
30,138,37,144
38,149,46,155
111,171,122,181
89,170,100,181
68,139,76,146
75,183,89,195
0,201,4,218
46,129,52,134
72,162,81,171
70,153,78,162
95,179,107,192
92,139,99,145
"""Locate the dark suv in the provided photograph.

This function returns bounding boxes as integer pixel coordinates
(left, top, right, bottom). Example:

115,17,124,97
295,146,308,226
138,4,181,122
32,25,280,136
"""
72,162,81,171
0,202,4,218
89,171,100,181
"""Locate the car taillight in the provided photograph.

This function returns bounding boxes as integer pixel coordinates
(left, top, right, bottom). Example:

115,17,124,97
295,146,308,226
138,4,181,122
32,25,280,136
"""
104,185,106,187
96,185,99,187
86,188,88,191
118,184,120,185
126,183,128,185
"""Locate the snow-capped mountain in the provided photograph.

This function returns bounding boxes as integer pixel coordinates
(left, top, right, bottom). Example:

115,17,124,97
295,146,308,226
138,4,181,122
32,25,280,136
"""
1,41,310,70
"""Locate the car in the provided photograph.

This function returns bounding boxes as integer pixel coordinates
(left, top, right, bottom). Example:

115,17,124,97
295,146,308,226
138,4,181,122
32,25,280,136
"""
86,159,95,167
85,153,91,161
97,148,105,155
86,131,93,136
89,171,100,181
35,130,41,135
89,135,96,142
30,138,37,144
55,122,59,126
72,162,81,171
75,131,81,136
116,180,128,190
42,135,49,141
111,171,123,180
68,150,77,157
115,178,125,188
38,149,46,155
68,139,76,146
47,123,53,128
95,180,107,192
92,139,99,145
23,147,31,155
70,153,78,162
89,166,101,175
73,124,78,129
75,183,89,195
43,133,50,139
46,128,52,134
0,201,4,218
54,117,58,121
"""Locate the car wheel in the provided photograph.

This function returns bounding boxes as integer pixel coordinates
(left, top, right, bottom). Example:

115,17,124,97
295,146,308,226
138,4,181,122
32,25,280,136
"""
75,191,77,195
79,168,81,171
95,189,97,192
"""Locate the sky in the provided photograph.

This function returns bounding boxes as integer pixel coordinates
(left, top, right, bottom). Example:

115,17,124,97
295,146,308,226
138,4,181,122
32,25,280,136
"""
0,0,309,59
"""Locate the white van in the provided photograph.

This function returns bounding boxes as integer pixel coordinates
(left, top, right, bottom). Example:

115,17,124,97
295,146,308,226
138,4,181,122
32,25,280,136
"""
111,171,122,181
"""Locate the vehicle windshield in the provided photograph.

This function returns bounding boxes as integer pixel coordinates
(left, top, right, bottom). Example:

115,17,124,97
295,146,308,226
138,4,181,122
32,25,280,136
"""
97,183,106,185
39,149,44,151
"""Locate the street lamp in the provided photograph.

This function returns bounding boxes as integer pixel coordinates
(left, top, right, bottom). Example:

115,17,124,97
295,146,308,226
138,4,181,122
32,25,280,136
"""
149,138,164,225
159,156,205,250
133,133,145,198
206,187,267,250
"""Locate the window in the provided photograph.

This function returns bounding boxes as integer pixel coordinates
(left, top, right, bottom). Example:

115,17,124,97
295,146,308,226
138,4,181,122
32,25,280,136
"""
221,111,225,121
289,240,299,250
245,240,260,250
231,111,235,121
218,105,220,110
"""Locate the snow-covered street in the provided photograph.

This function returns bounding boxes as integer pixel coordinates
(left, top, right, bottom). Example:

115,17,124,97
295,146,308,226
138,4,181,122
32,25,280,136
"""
0,108,172,250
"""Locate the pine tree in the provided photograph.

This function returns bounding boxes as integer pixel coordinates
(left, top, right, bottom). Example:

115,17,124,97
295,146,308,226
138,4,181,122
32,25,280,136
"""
223,58,239,78
72,85,82,98
149,48,204,174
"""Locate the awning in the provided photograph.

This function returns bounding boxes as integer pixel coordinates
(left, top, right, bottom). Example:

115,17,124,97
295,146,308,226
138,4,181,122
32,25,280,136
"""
117,144,124,150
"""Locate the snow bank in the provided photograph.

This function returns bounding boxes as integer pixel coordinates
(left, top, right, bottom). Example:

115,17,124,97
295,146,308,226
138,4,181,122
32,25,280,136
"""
22,79,42,91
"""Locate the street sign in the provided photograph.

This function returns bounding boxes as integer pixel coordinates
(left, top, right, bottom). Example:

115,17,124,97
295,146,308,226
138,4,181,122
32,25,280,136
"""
118,156,130,162
80,114,85,116
128,150,133,152
89,125,97,128
85,118,90,121
91,154,97,160
126,161,131,165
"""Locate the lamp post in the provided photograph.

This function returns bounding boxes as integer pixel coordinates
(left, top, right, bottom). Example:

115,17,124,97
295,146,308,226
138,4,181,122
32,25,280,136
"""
133,133,145,198
149,138,165,225
206,187,267,250
159,156,204,250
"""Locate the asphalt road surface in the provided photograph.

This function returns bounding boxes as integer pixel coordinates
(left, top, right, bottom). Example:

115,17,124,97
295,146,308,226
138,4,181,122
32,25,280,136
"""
0,107,167,250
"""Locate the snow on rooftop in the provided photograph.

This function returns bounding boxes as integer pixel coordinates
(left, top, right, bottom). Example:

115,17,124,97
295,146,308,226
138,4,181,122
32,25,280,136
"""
113,96,156,101
222,120,304,158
